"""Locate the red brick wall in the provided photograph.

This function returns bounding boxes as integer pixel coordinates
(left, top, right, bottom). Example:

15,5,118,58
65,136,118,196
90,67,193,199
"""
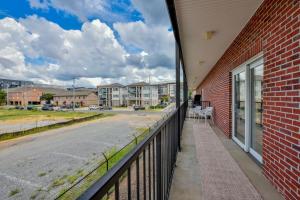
196,0,300,199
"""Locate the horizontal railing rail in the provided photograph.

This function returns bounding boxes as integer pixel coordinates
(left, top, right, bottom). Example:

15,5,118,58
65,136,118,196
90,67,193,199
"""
79,101,187,200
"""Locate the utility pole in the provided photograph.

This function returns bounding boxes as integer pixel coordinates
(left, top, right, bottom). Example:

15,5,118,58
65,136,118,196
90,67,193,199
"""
149,75,152,106
72,78,75,111
6,83,9,107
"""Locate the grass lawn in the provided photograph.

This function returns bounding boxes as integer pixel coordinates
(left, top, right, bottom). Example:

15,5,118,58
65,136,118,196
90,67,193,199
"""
146,107,164,112
0,108,98,122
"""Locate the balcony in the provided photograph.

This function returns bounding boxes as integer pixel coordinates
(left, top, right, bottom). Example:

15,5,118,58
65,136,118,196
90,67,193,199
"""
77,103,282,200
169,118,283,200
70,0,299,199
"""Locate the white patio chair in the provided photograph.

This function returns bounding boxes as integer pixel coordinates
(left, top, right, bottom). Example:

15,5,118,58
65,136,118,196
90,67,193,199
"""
197,107,214,125
192,106,202,120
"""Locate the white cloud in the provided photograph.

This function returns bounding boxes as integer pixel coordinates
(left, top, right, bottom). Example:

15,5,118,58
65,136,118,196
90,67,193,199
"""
131,0,170,26
114,21,175,69
28,0,130,23
0,16,175,87
1,0,175,87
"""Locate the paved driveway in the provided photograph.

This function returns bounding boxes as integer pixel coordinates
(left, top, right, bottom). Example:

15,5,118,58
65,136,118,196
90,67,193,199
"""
0,113,162,199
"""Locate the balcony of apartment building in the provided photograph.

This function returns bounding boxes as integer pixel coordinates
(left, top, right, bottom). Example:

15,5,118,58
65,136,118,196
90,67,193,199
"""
78,1,299,200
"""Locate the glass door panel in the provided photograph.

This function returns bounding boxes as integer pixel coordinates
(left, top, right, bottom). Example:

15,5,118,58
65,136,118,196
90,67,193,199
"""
234,71,246,145
250,64,264,157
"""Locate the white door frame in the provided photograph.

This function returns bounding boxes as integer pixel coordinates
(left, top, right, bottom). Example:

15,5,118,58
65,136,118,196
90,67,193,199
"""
232,65,248,151
248,56,264,163
231,53,264,163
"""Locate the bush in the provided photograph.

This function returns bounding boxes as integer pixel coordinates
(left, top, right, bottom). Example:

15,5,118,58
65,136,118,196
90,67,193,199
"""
150,104,166,109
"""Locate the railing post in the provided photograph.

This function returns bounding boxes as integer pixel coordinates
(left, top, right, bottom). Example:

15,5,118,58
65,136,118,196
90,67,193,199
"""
156,132,162,200
176,43,181,151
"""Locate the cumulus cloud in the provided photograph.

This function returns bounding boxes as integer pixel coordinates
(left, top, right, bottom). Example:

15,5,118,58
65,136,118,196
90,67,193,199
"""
28,0,135,23
0,16,175,87
131,0,170,26
0,0,176,87
28,0,107,21
114,21,175,69
0,16,127,83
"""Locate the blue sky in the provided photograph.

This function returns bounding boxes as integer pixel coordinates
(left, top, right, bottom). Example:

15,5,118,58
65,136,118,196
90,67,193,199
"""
0,0,175,86
0,0,142,29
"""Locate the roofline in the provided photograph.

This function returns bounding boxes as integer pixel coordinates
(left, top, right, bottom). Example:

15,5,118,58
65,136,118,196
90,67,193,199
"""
53,91,96,97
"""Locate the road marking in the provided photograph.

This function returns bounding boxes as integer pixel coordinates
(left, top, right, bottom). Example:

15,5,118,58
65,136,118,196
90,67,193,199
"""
52,152,88,161
0,172,41,188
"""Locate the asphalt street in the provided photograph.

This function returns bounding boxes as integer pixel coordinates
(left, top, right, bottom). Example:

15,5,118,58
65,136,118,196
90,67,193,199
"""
0,112,162,199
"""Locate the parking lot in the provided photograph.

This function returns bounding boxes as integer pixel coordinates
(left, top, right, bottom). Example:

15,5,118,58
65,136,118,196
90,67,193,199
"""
0,112,162,199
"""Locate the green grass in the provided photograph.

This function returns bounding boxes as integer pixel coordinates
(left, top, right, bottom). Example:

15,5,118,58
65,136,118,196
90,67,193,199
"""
9,188,20,197
0,108,98,121
0,113,114,142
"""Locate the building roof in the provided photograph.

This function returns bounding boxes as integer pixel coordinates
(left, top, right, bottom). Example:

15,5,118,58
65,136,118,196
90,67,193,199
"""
127,82,150,87
53,90,96,97
97,83,125,88
8,86,66,94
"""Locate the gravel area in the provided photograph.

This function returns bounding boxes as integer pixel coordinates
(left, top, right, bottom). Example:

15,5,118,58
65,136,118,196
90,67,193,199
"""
0,112,162,200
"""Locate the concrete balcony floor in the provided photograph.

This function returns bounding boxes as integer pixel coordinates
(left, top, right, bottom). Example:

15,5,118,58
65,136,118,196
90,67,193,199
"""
169,118,283,200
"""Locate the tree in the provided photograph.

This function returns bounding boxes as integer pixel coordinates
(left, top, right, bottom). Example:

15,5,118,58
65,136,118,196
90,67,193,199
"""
188,90,192,100
40,93,54,104
161,96,169,103
0,89,6,105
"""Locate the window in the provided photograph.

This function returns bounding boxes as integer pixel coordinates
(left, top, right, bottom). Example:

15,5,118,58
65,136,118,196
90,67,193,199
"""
113,88,118,91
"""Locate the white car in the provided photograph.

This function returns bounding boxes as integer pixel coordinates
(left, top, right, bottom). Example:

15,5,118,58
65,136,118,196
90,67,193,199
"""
89,105,99,110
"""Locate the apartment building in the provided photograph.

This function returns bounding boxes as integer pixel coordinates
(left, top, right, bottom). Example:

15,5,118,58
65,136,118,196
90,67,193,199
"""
157,82,176,102
97,83,126,107
7,86,65,106
127,82,159,106
53,90,98,107
0,78,33,89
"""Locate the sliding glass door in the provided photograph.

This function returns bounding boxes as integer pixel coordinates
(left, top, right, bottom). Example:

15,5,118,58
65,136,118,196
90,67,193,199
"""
233,70,246,148
232,55,264,163
249,61,264,162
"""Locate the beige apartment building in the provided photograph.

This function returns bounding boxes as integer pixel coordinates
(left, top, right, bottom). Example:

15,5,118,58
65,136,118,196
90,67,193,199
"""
53,90,98,107
127,82,159,107
7,86,65,106
97,83,126,107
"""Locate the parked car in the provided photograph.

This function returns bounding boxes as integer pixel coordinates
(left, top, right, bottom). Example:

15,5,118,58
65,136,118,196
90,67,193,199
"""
42,104,54,111
26,105,37,110
133,105,145,111
100,106,112,110
60,105,67,109
15,105,25,110
89,105,99,110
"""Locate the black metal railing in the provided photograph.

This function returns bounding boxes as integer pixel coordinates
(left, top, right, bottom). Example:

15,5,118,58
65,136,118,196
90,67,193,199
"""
199,101,210,109
79,101,187,200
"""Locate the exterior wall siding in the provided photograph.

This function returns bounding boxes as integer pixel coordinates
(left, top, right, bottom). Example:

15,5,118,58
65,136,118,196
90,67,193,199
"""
196,0,300,199
8,89,43,105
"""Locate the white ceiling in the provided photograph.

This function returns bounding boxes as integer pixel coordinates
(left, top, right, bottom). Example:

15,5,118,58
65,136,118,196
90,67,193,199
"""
174,0,263,89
